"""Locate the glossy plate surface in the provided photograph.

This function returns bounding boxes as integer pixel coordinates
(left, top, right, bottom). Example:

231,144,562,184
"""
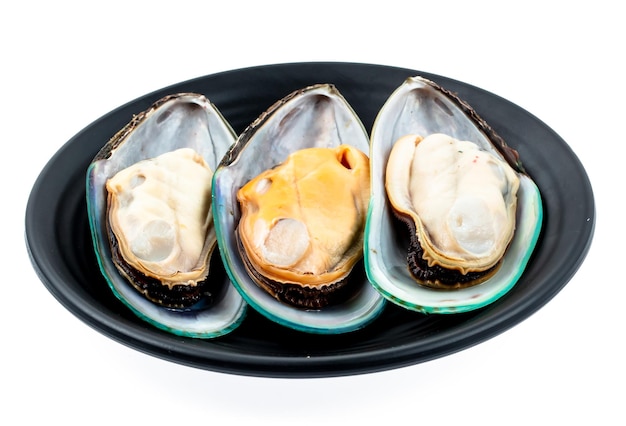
25,62,595,378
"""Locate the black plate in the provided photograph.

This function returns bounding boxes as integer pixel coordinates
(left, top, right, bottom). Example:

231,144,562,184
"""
25,62,595,378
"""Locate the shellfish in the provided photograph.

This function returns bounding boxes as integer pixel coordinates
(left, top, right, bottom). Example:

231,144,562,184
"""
365,77,543,313
87,93,246,337
213,84,385,333
236,144,371,309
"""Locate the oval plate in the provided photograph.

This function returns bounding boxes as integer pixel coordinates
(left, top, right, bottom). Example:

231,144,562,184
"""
25,62,595,378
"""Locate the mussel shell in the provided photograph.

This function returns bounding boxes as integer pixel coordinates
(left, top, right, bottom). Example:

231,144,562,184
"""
87,93,247,337
365,77,543,313
213,84,385,333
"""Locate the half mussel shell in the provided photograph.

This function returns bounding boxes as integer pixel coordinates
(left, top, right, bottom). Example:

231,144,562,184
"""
87,93,247,338
365,76,543,313
213,84,386,333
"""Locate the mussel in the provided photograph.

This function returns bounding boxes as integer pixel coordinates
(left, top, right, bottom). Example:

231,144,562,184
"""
213,84,385,333
365,77,543,313
87,93,246,337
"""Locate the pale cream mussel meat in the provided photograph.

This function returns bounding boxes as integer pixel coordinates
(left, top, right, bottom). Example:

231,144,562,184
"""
87,93,247,338
385,132,520,289
365,76,543,313
106,147,216,307
213,84,385,333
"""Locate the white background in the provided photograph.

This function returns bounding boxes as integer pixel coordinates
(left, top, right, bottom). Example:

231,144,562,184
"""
3,1,621,424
